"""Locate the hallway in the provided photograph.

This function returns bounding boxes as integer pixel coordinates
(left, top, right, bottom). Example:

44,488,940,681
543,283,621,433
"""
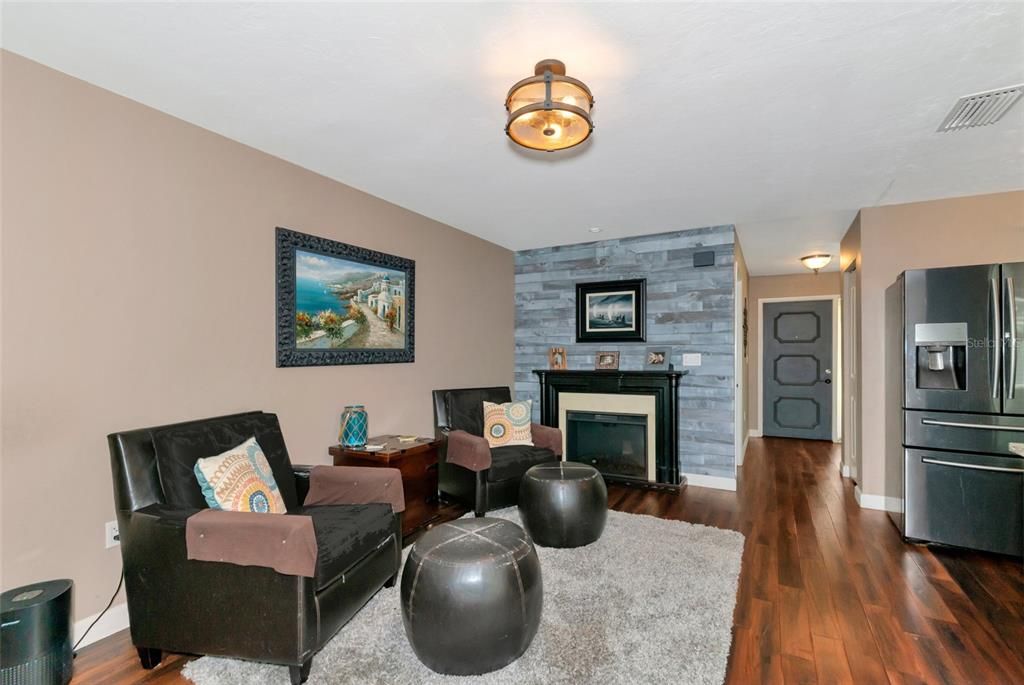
73,438,1024,684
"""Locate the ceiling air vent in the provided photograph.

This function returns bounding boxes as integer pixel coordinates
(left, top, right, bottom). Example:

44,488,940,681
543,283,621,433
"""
937,85,1024,132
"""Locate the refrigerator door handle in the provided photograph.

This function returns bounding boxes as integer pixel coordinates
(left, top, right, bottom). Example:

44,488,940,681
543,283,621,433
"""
921,418,1024,432
991,277,1002,399
921,457,1024,474
1006,275,1017,399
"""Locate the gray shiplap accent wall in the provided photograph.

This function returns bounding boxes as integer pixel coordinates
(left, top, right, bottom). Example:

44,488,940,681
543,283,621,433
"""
514,226,737,479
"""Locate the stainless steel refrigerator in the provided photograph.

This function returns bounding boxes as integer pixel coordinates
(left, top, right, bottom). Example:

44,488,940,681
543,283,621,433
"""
885,262,1024,556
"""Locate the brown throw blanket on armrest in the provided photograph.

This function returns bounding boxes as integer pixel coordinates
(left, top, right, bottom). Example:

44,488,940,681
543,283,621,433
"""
446,429,492,472
531,423,563,456
185,509,317,577
304,465,405,513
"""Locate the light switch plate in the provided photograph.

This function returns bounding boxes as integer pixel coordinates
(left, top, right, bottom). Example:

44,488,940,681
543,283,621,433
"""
682,353,702,367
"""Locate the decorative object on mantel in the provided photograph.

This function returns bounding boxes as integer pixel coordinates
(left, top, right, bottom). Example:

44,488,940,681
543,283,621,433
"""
644,346,674,371
576,279,646,343
800,253,832,274
339,405,369,448
181,507,743,685
505,59,594,152
276,227,414,367
547,346,567,370
594,351,620,370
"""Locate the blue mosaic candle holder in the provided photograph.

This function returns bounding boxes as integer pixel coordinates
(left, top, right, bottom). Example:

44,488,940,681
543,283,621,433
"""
339,405,368,447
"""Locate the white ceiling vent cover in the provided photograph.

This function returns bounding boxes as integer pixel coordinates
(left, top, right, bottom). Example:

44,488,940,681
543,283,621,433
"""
937,85,1024,132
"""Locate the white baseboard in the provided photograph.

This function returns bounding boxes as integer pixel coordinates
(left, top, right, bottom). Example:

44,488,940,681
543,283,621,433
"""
854,485,900,512
841,464,851,478
74,601,129,649
683,473,737,491
747,429,762,438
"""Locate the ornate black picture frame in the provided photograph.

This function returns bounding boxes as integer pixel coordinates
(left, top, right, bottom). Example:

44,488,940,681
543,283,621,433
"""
575,278,646,343
276,227,415,367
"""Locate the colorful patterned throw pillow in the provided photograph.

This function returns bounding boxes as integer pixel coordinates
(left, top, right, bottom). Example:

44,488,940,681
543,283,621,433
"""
482,400,534,448
193,437,287,513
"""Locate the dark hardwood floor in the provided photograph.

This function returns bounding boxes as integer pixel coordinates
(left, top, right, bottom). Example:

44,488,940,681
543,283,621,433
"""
72,438,1024,684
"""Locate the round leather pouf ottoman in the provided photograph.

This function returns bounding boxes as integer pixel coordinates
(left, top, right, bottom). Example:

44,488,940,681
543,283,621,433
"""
519,462,608,548
400,518,542,675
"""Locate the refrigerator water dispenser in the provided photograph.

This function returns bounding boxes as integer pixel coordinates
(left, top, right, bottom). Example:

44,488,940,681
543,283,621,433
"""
914,322,967,390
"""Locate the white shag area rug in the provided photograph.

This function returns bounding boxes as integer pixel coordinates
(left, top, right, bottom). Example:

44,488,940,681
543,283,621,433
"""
183,508,744,685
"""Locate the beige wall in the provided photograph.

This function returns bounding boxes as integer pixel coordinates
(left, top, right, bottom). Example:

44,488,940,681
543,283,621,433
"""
845,191,1024,498
746,272,841,433
0,52,515,624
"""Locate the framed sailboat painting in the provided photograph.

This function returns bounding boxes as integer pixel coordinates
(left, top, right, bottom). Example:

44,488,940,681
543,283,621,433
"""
575,279,646,343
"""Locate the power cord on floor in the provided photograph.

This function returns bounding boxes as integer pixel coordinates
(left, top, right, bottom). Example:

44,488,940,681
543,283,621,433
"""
73,571,124,656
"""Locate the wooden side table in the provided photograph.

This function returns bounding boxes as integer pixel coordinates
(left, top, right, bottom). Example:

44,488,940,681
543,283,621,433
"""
329,435,441,539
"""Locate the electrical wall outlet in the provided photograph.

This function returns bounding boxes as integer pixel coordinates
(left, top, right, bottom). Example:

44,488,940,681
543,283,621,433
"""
105,520,120,549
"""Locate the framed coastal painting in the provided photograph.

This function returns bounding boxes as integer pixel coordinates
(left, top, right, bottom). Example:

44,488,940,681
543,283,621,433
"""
575,279,646,343
276,227,414,367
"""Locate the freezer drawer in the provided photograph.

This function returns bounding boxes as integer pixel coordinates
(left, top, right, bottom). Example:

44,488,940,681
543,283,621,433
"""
904,448,1023,556
904,410,1024,455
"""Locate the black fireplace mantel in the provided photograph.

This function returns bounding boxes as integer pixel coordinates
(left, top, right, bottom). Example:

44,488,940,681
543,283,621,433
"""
533,369,686,487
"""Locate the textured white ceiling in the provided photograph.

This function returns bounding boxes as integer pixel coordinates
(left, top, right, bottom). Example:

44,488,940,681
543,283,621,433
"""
4,2,1022,275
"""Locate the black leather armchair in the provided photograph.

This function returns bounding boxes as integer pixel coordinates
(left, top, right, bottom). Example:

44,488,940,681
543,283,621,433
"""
432,387,561,516
107,411,401,684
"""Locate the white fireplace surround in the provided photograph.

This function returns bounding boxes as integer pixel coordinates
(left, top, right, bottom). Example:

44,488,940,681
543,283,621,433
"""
557,392,658,482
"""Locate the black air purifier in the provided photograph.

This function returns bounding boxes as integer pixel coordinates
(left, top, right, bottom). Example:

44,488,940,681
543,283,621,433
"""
1,580,73,685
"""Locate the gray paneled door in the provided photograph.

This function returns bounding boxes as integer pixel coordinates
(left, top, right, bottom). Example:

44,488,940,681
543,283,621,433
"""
763,300,833,440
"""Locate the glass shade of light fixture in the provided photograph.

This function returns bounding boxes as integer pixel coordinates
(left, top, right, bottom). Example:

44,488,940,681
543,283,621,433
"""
800,254,833,273
505,59,594,151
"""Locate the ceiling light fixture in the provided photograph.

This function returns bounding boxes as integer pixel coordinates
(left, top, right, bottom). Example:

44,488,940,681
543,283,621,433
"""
588,227,603,234
801,254,832,274
505,59,594,152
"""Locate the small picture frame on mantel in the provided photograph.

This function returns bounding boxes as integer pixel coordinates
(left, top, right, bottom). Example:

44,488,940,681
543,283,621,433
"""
644,346,675,371
594,351,620,370
548,346,567,370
